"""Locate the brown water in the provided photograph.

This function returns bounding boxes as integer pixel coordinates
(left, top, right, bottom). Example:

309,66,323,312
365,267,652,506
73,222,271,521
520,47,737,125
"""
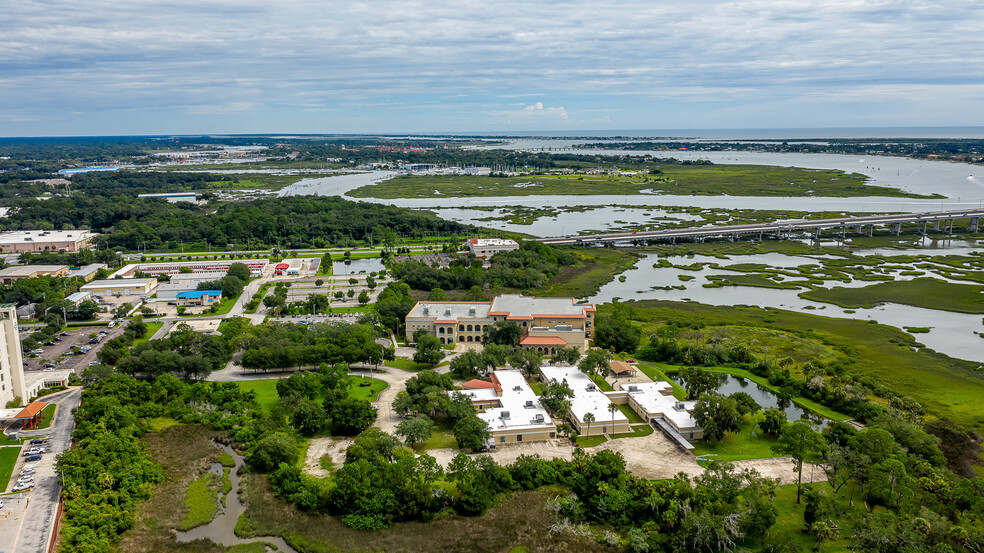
175,444,298,553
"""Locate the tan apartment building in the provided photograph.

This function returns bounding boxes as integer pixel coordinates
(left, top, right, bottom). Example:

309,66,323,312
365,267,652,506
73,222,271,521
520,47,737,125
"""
405,294,595,353
0,230,98,253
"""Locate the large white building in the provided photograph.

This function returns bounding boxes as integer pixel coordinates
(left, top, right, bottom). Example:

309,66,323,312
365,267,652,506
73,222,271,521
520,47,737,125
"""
0,230,98,253
540,366,631,436
459,370,557,446
0,304,26,407
465,238,519,257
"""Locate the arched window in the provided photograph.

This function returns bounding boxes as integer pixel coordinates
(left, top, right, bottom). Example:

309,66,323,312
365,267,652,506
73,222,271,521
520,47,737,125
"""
459,324,465,331
467,336,473,342
438,327,445,334
475,325,481,332
466,325,473,331
439,338,445,344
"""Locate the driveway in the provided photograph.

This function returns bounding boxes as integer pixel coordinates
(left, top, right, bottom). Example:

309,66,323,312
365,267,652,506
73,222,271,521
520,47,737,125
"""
6,387,81,553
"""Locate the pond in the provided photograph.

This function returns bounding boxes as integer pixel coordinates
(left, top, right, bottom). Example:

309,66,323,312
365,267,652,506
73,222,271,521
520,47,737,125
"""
175,444,298,553
673,372,828,427
332,257,385,275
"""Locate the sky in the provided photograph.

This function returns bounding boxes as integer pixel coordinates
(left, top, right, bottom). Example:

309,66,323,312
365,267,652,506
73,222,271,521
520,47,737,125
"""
2,0,984,136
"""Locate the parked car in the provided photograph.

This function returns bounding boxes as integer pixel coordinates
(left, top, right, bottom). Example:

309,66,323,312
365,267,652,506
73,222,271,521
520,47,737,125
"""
88,361,100,366
17,476,34,484
20,468,36,476
43,363,56,369
30,438,48,445
24,454,42,462
60,332,71,337
12,481,34,491
0,499,5,509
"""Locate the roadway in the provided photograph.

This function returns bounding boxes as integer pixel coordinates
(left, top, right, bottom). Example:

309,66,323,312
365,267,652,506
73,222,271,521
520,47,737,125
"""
5,387,81,553
538,208,984,245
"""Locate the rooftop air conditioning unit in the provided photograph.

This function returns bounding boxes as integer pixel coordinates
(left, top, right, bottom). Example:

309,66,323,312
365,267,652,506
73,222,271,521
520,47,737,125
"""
586,384,596,391
534,414,544,423
469,307,476,315
673,401,686,412
500,411,510,420
628,385,639,392
513,386,522,392
444,308,451,316
422,306,429,315
524,400,534,408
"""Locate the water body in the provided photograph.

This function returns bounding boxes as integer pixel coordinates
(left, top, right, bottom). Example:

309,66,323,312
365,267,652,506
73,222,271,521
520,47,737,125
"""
428,206,703,236
591,252,984,362
673,373,826,426
332,258,385,275
176,445,298,553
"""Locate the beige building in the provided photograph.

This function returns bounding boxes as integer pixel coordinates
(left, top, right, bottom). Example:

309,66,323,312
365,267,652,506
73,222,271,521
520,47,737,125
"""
0,304,26,407
621,381,704,443
405,294,595,353
459,370,557,447
0,230,98,253
81,278,158,296
540,366,632,436
0,265,69,284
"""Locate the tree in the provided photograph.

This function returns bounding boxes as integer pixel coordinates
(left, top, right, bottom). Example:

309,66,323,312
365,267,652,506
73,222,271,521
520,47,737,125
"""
759,407,788,436
730,391,761,416
695,393,743,442
483,320,522,346
481,343,513,372
583,412,596,436
577,349,610,381
226,262,251,282
412,330,445,366
427,288,449,301
358,290,370,305
463,285,486,301
315,279,325,287
773,421,829,504
550,346,581,365
607,402,619,435
396,415,436,448
508,347,542,377
453,415,491,450
680,366,718,400
331,398,378,435
292,399,328,436
449,350,484,379
247,432,300,472
540,378,573,418
593,314,642,353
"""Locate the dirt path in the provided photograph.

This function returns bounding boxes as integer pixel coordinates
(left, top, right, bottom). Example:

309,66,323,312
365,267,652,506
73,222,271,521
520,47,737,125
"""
303,437,354,477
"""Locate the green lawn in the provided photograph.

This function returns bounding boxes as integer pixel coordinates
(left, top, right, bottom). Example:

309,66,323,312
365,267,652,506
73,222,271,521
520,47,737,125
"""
179,471,221,530
415,430,458,451
692,412,780,462
132,322,164,346
0,433,21,446
590,373,614,392
635,362,687,399
575,434,608,447
612,424,654,439
33,404,57,430
0,447,19,492
384,359,449,371
236,375,388,413
183,295,240,318
618,404,645,423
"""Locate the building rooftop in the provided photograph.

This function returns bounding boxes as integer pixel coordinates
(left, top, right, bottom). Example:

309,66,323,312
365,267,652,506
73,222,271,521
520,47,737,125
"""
0,265,68,277
489,294,595,319
0,230,97,244
407,301,492,320
15,401,48,419
82,278,157,289
460,370,555,436
469,238,518,247
70,263,107,277
66,291,91,302
626,381,700,431
540,366,628,427
176,290,222,299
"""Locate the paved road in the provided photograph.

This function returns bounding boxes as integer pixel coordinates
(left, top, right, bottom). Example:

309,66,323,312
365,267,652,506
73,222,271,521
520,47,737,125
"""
9,387,81,553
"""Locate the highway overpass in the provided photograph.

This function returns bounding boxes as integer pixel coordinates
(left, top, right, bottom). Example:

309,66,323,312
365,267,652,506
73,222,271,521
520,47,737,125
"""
538,208,984,246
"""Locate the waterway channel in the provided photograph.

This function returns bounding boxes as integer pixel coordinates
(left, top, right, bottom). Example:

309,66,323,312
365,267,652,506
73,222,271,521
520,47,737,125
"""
175,444,297,553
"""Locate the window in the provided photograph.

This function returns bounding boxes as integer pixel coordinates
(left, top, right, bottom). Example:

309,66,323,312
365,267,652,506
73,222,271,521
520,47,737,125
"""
500,437,505,443
549,432,555,438
466,325,472,331
517,435,523,442
475,325,481,331
522,321,528,327
459,324,465,331
438,327,445,334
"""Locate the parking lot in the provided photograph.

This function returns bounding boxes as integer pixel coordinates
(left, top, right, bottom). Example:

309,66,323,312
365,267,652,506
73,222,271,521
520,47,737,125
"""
21,324,126,372
0,387,81,553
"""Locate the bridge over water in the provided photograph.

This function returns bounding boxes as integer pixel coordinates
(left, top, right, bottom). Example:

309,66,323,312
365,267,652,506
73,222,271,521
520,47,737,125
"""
537,208,984,245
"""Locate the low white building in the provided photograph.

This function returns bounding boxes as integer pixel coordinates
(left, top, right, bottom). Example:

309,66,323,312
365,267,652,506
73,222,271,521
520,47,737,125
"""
465,238,519,258
540,366,630,436
81,278,158,296
622,381,703,443
459,370,557,446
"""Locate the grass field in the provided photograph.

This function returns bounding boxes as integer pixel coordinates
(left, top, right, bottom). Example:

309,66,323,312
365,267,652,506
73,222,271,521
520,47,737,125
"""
384,359,449,371
415,430,458,451
34,404,57,430
611,424,654,439
692,412,779,461
236,376,388,413
614,300,984,433
800,277,984,313
575,435,608,447
0,446,20,492
133,322,164,347
179,471,221,530
347,165,935,199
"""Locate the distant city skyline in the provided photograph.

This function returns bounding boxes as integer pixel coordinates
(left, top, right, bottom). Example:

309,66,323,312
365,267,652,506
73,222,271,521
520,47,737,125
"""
3,0,983,137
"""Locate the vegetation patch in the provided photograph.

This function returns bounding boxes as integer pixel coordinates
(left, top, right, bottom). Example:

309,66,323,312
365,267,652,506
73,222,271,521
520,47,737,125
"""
0,446,20,492
800,277,984,313
179,470,222,530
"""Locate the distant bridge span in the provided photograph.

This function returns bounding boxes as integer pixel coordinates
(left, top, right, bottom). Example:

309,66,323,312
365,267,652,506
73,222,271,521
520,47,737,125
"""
537,208,984,245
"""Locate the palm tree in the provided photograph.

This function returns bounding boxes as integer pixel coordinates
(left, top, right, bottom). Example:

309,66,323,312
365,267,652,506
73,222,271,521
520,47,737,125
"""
607,403,618,435
583,412,595,436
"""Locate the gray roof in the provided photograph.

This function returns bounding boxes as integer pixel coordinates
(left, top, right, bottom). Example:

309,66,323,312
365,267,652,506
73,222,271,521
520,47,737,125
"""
489,294,593,318
407,302,491,320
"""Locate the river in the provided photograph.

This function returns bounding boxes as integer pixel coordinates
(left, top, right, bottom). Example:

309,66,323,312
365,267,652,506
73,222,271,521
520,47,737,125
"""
175,444,298,553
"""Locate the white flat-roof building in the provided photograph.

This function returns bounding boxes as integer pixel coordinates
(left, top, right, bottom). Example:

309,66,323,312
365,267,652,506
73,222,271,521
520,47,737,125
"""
459,370,557,446
81,278,158,296
0,230,98,253
137,192,199,204
540,366,631,436
65,291,92,306
111,260,268,279
0,265,69,283
622,381,703,443
465,238,519,257
68,263,107,282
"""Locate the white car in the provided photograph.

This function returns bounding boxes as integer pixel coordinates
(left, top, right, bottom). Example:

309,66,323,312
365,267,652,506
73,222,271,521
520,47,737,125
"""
20,468,36,476
12,481,34,491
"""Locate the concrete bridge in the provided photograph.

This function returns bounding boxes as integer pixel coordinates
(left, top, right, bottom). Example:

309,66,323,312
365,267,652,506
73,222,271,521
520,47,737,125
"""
538,208,984,246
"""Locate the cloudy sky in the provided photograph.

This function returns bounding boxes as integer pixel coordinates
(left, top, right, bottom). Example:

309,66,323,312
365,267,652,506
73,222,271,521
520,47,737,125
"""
2,0,983,136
